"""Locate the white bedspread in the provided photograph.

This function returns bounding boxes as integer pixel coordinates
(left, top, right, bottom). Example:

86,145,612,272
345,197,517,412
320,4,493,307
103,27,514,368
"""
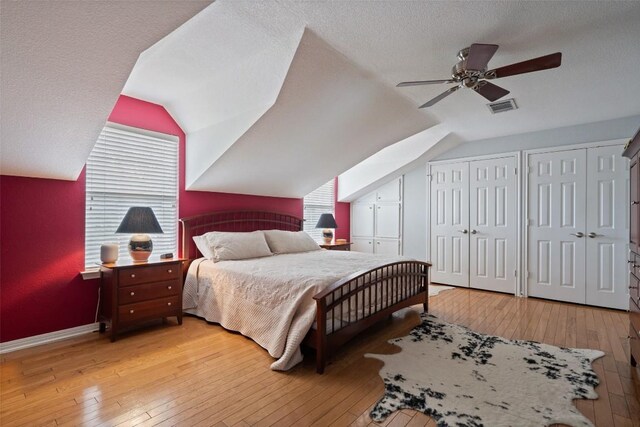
183,250,407,371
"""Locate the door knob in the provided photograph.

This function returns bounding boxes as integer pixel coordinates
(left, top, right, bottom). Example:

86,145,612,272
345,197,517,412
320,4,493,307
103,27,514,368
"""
458,229,468,234
587,232,597,238
632,201,640,205
570,232,584,238
471,230,478,234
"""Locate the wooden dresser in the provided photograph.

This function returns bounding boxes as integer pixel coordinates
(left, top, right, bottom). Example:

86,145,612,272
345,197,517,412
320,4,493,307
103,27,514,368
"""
99,258,184,341
623,126,640,366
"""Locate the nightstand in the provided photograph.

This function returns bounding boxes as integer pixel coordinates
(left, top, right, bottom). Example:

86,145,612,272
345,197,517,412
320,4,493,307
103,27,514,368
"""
319,242,353,251
99,258,185,341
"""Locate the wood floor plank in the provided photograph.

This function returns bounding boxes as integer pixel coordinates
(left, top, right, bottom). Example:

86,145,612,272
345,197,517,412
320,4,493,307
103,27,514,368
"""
1,288,639,427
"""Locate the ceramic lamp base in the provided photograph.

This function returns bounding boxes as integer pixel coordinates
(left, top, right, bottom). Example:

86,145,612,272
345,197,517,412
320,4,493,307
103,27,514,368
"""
322,229,334,244
129,234,153,262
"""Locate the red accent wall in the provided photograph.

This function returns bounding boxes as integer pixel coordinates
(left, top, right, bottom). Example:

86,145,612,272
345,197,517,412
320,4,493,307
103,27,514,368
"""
334,177,350,240
0,95,304,342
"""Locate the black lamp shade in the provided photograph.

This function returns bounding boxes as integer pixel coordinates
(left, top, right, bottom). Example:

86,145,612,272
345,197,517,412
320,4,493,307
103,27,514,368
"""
315,213,338,229
116,207,164,234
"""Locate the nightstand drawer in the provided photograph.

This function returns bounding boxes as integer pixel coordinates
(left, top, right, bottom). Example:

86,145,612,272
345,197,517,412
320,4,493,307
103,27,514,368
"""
119,264,180,286
118,280,180,304
119,296,181,324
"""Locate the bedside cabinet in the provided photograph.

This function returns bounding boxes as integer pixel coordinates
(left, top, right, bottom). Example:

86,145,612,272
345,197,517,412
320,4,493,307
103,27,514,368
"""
319,242,353,251
99,258,185,341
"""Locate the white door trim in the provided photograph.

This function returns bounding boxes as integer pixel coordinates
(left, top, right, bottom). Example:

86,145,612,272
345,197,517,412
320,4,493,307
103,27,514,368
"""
427,152,521,295
522,138,627,298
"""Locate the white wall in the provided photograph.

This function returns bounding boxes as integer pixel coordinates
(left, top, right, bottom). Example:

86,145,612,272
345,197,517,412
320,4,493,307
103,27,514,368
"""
402,165,428,261
399,115,640,266
435,115,640,161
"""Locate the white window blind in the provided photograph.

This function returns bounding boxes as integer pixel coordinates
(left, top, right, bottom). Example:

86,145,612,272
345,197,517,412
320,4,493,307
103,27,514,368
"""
303,179,335,241
85,123,178,267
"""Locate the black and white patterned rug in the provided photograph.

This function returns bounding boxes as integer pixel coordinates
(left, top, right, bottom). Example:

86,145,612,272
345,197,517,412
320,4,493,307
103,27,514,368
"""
366,315,604,427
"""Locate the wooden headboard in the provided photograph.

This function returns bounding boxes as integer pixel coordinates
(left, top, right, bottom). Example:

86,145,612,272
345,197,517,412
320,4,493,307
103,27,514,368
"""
179,210,304,259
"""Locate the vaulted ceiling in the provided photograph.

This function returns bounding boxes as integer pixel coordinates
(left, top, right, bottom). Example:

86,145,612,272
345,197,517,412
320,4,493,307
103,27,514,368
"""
2,1,639,199
0,0,211,180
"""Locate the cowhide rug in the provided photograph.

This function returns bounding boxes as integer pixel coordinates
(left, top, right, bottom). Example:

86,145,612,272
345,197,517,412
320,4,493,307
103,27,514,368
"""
366,315,604,427
428,285,454,297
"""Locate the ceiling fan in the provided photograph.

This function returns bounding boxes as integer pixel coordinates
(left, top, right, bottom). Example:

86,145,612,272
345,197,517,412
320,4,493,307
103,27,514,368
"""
397,44,562,108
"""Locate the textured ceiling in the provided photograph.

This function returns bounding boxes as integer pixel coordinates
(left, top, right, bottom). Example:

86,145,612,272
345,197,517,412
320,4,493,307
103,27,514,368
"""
123,0,640,197
0,0,211,180
123,1,437,197
3,0,639,197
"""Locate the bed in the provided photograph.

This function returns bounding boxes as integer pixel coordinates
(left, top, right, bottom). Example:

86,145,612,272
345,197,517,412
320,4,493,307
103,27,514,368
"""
180,210,430,373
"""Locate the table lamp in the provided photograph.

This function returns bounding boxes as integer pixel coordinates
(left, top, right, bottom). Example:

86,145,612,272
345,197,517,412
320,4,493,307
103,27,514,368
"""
116,207,164,262
315,213,338,244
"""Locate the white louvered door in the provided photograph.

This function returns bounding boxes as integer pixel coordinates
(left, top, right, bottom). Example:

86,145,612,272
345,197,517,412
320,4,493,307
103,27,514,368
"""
585,146,629,309
430,162,470,287
469,157,518,293
528,149,587,304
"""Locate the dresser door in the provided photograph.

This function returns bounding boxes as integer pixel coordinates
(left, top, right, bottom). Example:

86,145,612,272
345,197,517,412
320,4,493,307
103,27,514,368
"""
631,155,640,254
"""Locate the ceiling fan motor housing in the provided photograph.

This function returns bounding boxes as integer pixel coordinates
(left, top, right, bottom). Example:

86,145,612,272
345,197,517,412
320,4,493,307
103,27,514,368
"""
452,46,485,88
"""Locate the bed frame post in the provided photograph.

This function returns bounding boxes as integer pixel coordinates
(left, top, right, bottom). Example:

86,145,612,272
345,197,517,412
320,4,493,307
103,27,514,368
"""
423,265,429,313
315,298,327,374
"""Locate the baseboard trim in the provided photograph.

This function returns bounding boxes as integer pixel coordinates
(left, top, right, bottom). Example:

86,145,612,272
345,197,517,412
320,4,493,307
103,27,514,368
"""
0,323,100,354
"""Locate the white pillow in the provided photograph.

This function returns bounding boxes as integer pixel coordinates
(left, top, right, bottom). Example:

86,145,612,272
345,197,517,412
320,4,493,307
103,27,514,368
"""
263,230,321,254
193,234,215,259
194,231,272,262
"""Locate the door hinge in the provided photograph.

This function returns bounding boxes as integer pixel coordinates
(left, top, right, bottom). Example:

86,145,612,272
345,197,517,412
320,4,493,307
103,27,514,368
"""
515,168,518,175
527,166,533,174
514,270,517,277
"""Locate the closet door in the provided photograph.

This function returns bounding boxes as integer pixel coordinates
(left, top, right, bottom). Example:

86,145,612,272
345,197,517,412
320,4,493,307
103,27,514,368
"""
352,237,374,253
375,204,401,238
375,239,401,255
469,157,518,293
527,149,587,304
351,203,374,237
585,145,628,309
430,162,470,287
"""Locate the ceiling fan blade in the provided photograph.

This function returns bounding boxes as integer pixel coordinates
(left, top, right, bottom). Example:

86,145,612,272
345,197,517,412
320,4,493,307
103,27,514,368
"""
474,81,510,102
419,86,460,108
488,52,562,79
466,43,499,71
397,79,456,87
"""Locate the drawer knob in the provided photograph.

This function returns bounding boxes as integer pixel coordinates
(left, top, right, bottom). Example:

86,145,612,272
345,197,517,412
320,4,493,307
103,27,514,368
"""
168,285,172,290
167,302,172,306
130,273,136,278
130,291,135,296
168,269,173,274
129,309,134,314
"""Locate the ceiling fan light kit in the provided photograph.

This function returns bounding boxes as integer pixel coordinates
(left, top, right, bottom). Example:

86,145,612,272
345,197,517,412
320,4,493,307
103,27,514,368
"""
397,43,562,108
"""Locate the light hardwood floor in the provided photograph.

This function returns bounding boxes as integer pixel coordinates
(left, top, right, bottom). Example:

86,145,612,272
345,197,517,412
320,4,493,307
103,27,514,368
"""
1,288,639,426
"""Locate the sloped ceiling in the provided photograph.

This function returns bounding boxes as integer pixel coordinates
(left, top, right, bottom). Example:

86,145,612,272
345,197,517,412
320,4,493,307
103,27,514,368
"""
3,0,639,198
123,1,436,198
0,0,211,180
123,0,640,198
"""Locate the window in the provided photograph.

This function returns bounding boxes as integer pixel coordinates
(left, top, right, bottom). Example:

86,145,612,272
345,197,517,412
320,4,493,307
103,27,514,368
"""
303,179,335,240
85,123,178,268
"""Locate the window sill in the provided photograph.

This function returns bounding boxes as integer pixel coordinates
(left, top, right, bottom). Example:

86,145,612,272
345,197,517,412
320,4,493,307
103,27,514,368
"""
81,268,100,280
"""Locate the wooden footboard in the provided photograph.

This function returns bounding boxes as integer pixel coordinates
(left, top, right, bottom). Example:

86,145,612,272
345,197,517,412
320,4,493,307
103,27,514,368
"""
305,261,430,373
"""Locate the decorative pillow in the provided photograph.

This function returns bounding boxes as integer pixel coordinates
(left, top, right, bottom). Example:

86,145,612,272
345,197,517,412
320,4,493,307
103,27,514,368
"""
203,231,272,262
263,230,321,254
